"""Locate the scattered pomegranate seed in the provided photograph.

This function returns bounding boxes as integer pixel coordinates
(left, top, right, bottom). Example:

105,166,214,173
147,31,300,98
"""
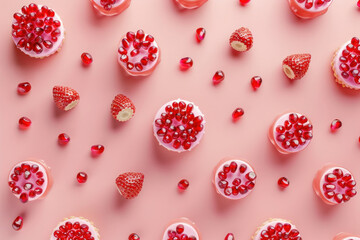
330,119,342,131
232,108,244,120
178,179,189,190
12,216,23,231
129,233,140,240
81,52,93,65
196,27,206,42
213,70,225,85
77,172,87,183
91,144,105,155
19,117,31,129
225,233,235,240
239,0,250,5
278,177,290,188
251,76,262,90
179,57,193,70
58,133,70,145
17,82,31,95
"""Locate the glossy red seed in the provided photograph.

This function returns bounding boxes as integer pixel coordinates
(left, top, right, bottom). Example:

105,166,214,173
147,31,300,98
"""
129,233,140,240
17,82,31,95
77,172,87,183
239,0,251,5
196,27,206,42
81,53,93,65
179,57,193,70
213,70,225,85
58,133,70,145
12,216,23,231
19,117,31,129
330,119,342,131
251,76,262,90
278,177,290,188
19,193,28,203
178,179,189,190
232,108,244,119
225,233,235,240
358,0,360,8
91,145,105,155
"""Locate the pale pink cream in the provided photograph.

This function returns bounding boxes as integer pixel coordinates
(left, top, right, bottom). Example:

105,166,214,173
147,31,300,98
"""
162,218,201,240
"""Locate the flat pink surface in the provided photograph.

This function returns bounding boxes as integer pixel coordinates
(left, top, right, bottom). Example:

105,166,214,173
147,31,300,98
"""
1,0,360,239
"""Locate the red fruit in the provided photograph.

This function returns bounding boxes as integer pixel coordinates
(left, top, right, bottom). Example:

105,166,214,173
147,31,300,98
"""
282,54,311,80
232,108,244,120
196,27,206,42
51,217,98,240
162,218,200,240
239,0,250,5
253,219,301,240
12,216,23,231
115,172,144,199
251,76,262,90
17,82,31,95
180,57,193,70
81,52,93,65
111,94,135,122
53,86,80,111
19,117,31,129
213,70,225,84
358,0,360,8
58,133,70,145
278,177,290,188
225,233,235,240
91,145,105,155
129,233,140,240
178,179,189,190
330,119,342,131
229,27,253,52
77,172,87,183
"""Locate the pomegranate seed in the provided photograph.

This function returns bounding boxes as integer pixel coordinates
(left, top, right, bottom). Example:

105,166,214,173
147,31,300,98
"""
330,119,342,131
213,70,225,85
17,82,31,95
19,117,31,129
278,177,290,188
12,216,23,231
81,52,93,65
358,0,360,8
232,108,244,120
239,0,251,5
129,233,140,240
225,233,235,240
178,179,189,190
58,133,70,145
196,27,206,42
77,172,87,183
91,144,105,155
251,76,262,90
19,193,28,203
179,57,193,70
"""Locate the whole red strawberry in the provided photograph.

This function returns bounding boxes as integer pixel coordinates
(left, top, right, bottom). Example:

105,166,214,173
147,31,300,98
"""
282,54,311,80
53,86,80,111
116,172,144,199
229,27,253,52
111,94,135,122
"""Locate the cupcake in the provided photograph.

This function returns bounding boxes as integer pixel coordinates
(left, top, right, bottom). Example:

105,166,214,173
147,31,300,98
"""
288,0,333,19
252,218,302,240
90,0,131,16
174,0,208,9
162,218,201,240
50,217,100,240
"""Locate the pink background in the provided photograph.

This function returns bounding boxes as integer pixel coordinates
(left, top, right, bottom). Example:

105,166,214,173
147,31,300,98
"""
1,0,360,239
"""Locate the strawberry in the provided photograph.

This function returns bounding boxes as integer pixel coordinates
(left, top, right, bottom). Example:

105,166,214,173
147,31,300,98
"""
282,54,311,80
115,172,144,199
52,86,80,111
111,94,135,122
229,27,253,52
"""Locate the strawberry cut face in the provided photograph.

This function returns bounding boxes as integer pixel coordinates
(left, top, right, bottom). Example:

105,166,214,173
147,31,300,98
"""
282,54,311,80
111,94,135,122
229,27,253,52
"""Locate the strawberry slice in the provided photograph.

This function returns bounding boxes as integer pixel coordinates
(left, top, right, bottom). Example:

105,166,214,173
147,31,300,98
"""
282,54,311,80
111,94,135,122
229,27,253,52
115,172,144,199
53,86,80,111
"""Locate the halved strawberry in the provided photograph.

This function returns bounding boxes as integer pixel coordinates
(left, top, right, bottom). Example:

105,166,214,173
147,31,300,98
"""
229,27,253,52
111,94,135,122
115,172,144,199
282,53,311,80
53,86,80,111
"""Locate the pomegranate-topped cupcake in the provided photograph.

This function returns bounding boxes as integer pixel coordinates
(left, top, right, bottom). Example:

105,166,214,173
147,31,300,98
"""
90,0,131,16
162,218,201,240
313,164,357,205
253,219,302,240
12,3,65,58
269,112,313,154
8,159,52,203
174,0,208,9
334,233,360,240
332,37,360,90
213,158,256,200
153,99,205,152
50,217,100,240
118,29,160,76
288,0,333,19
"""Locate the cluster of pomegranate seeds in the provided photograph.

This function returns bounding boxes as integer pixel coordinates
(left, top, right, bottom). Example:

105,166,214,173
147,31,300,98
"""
179,57,193,70
178,179,189,190
17,82,31,95
278,177,290,188
58,133,70,145
53,221,95,240
232,108,244,120
275,113,313,150
81,52,93,65
330,119,342,131
155,101,204,150
129,233,140,240
99,0,119,11
77,172,88,183
213,70,225,85
167,224,197,240
239,0,250,5
251,76,262,90
12,216,23,231
91,144,105,155
337,37,360,84
12,3,62,54
19,117,31,129
296,0,331,8
217,161,256,196
119,30,158,72
260,222,301,240
195,28,206,42
8,163,45,203
323,168,357,203
225,233,235,240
